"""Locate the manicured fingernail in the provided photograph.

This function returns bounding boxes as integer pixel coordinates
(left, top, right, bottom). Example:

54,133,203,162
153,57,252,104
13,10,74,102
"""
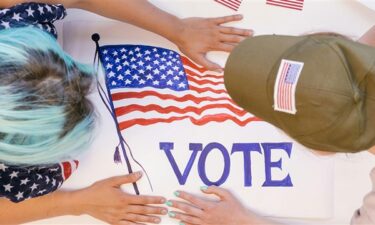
160,198,166,203
161,209,168,214
174,191,180,197
179,222,185,225
154,218,161,223
168,212,176,218
200,186,208,190
165,201,173,206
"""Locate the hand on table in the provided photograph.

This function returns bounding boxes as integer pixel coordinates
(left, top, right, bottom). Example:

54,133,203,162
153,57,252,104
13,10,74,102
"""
72,172,167,225
174,15,253,71
166,186,260,225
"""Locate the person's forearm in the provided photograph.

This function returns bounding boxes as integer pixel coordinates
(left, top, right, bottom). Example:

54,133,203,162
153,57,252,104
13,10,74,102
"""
0,191,81,224
73,0,184,44
358,25,375,47
1,0,183,43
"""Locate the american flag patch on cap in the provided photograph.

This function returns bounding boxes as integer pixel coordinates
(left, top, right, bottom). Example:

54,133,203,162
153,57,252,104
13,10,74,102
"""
274,59,304,114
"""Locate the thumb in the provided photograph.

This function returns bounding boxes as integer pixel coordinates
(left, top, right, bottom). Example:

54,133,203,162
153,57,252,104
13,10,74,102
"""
201,185,231,200
106,171,142,187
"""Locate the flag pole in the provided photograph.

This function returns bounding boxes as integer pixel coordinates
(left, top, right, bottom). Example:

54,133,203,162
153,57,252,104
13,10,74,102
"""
91,33,140,195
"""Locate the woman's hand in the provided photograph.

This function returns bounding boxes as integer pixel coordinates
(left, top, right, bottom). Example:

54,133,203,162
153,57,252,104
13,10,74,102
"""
167,186,278,225
71,172,167,225
174,15,253,71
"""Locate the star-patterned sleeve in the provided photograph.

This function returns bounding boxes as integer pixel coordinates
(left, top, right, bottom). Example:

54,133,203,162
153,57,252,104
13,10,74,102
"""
0,2,66,38
0,161,78,203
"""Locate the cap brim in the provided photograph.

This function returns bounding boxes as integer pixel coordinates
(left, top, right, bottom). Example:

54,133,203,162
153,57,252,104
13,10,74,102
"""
224,35,307,124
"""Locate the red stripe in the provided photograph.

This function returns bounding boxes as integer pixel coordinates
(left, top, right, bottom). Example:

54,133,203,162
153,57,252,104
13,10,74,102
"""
119,114,261,130
115,103,248,118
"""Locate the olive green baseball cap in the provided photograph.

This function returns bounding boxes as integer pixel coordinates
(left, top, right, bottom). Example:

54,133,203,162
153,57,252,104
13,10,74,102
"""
224,34,375,153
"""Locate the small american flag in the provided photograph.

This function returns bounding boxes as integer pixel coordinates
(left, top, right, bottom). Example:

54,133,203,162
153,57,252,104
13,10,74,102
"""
274,59,304,114
266,0,304,11
98,45,259,131
214,0,243,11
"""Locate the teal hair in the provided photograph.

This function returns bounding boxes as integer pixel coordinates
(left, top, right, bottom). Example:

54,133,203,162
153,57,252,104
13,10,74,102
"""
0,27,96,165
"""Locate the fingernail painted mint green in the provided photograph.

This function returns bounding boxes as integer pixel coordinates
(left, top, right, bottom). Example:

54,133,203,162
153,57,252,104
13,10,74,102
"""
168,212,176,218
179,222,185,225
165,201,173,206
174,191,180,197
200,186,208,190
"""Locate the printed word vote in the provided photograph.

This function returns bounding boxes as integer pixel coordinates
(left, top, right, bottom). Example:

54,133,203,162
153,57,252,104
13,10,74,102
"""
160,142,293,187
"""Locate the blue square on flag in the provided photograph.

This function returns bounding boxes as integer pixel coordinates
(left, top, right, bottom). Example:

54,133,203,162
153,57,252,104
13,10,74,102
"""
101,46,189,91
284,64,301,84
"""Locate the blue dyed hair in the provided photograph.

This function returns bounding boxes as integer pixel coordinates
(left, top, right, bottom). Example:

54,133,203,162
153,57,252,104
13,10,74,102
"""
0,27,96,165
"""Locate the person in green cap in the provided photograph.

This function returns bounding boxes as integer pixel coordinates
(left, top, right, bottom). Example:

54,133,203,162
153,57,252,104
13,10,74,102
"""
166,26,375,225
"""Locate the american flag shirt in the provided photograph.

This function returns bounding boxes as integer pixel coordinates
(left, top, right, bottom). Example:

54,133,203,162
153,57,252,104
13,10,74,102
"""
0,2,66,38
0,3,77,203
0,161,78,203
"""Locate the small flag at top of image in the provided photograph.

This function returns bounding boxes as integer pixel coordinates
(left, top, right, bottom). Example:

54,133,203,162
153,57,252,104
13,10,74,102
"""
214,0,243,11
266,0,304,11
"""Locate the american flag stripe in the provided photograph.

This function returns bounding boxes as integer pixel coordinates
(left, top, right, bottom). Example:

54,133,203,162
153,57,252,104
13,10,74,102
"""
266,0,304,11
214,0,243,11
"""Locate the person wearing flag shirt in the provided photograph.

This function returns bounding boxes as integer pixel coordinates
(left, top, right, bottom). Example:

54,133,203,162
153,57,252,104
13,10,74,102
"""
0,0,253,224
164,27,375,225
